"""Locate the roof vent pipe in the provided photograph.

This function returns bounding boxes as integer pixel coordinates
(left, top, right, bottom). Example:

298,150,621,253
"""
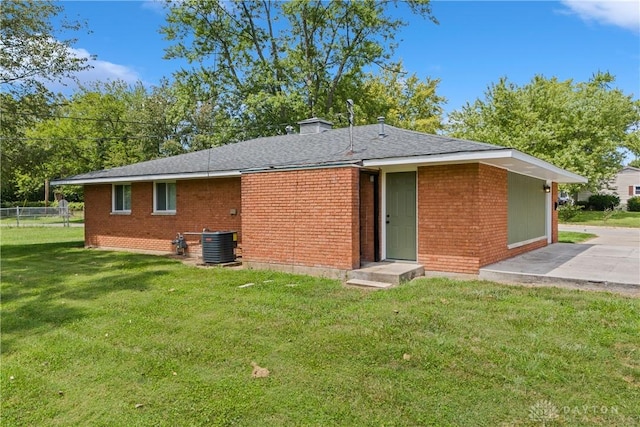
285,125,294,135
377,116,385,136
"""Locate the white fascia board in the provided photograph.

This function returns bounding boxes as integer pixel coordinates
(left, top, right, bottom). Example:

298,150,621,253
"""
363,149,587,184
51,170,241,186
362,149,513,167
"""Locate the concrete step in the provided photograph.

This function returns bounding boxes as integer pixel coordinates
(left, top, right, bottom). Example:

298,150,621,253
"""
346,279,394,289
348,262,424,285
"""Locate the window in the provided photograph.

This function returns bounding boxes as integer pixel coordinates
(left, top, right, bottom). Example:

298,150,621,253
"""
112,184,131,213
154,182,176,213
635,186,640,195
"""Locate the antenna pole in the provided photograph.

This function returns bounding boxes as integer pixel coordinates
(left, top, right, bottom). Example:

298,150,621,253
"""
347,99,354,153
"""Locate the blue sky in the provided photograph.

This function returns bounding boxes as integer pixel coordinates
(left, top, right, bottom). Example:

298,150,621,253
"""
56,0,639,115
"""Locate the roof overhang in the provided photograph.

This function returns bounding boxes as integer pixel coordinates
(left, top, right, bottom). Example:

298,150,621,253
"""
51,170,241,186
363,149,587,184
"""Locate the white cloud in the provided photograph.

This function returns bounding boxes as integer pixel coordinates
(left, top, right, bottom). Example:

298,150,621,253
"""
141,0,166,15
73,48,141,84
560,0,640,33
46,47,142,92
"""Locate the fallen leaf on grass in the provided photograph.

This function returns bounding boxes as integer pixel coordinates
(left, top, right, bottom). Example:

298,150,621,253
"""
238,283,256,288
135,403,144,409
403,353,412,361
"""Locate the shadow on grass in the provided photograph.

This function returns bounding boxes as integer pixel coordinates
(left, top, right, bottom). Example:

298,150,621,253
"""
1,240,178,354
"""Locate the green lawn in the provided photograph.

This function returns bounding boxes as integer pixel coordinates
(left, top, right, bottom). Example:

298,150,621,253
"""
2,228,639,426
561,210,640,228
558,231,597,244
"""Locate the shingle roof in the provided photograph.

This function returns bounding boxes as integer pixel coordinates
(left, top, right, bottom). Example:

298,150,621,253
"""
54,124,507,183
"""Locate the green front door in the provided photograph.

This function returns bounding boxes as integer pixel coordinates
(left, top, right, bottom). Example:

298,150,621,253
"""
386,171,417,260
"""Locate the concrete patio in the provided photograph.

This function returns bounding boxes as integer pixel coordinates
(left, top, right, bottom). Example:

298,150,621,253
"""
479,226,640,296
345,226,639,296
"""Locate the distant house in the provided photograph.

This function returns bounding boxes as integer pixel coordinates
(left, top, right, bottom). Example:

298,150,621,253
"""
52,118,586,278
614,166,640,206
578,166,640,207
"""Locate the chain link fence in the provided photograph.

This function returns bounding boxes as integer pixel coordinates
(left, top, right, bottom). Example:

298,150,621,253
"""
0,206,84,227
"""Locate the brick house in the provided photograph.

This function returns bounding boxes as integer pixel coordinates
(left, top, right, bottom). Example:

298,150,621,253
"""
52,118,586,278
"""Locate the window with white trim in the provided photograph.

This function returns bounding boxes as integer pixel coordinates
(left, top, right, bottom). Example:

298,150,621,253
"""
635,186,640,195
112,184,131,213
154,181,176,213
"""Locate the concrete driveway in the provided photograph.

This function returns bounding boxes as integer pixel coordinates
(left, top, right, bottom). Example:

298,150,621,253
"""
479,225,640,296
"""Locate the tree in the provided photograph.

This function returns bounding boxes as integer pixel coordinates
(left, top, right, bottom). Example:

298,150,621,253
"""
0,0,91,95
22,81,180,200
447,72,640,191
161,0,438,139
356,65,446,133
1,0,91,200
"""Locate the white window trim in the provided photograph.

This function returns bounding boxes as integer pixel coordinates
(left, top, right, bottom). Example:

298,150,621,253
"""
634,185,640,195
111,183,131,214
153,181,177,214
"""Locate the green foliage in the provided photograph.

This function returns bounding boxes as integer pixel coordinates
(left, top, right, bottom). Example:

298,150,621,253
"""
627,196,640,212
587,194,620,211
575,200,589,209
161,0,440,140
2,228,639,426
0,0,91,95
0,0,90,201
629,159,640,168
447,73,639,192
357,65,446,133
557,203,583,222
11,81,183,200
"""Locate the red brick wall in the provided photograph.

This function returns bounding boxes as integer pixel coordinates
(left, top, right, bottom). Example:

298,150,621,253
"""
477,165,509,266
359,171,377,263
417,164,481,273
84,178,241,252
241,167,360,270
416,164,553,274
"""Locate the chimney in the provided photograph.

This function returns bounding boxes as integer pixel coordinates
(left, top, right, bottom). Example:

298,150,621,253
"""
377,116,385,136
298,117,333,135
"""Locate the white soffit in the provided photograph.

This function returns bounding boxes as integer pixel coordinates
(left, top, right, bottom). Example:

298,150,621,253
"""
363,149,587,183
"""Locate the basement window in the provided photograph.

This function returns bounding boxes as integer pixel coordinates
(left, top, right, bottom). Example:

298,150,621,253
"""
154,181,176,214
112,184,131,213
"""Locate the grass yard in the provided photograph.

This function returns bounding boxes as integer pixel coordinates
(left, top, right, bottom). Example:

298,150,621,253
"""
557,231,597,244
1,228,639,426
561,210,640,228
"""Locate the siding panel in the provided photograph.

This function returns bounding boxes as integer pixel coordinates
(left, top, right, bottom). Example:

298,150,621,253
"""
507,172,546,245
